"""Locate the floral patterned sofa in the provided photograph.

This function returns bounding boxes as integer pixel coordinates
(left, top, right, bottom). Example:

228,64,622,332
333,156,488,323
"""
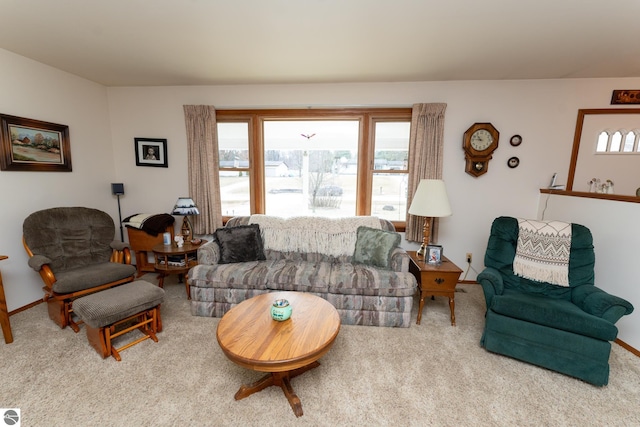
187,215,417,327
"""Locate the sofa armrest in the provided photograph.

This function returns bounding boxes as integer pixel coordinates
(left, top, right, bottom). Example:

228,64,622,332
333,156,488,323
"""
572,285,634,323
197,239,221,265
477,267,505,307
390,248,411,272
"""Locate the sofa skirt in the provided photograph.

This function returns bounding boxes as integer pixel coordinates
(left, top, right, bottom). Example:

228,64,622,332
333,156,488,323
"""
190,287,413,328
481,310,612,386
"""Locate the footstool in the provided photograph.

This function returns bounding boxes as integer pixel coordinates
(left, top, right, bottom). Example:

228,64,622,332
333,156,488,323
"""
73,280,165,361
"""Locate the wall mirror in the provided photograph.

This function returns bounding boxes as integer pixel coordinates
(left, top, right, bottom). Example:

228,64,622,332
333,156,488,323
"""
567,108,640,197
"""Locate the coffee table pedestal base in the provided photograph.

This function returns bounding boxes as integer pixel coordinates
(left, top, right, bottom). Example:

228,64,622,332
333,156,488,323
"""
234,361,320,418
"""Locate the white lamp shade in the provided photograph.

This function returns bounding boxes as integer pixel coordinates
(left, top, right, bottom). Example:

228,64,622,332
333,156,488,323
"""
408,179,452,217
172,197,200,215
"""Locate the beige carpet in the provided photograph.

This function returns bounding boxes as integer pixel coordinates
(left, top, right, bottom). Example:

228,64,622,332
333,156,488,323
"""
1,274,639,427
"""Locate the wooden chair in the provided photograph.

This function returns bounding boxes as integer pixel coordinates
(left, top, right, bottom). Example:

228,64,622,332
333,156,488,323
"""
127,225,174,277
23,207,136,332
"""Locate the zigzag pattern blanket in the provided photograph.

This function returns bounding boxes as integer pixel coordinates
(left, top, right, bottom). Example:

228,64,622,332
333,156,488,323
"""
248,215,381,257
513,218,572,287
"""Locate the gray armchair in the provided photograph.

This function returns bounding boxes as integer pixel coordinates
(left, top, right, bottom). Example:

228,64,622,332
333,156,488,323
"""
23,207,136,331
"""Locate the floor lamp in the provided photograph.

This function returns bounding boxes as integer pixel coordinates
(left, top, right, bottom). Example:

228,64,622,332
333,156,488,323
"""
408,179,452,259
111,183,125,241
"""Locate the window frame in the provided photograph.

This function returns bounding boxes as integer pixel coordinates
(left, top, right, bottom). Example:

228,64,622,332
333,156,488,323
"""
216,108,412,230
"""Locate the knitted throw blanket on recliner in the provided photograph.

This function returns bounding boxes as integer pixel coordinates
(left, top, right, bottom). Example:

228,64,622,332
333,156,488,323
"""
248,215,381,257
513,218,572,287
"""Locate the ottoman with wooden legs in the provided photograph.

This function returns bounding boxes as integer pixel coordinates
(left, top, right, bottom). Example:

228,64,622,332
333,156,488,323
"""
73,280,165,361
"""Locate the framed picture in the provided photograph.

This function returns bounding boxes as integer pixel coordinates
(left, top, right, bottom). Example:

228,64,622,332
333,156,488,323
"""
426,244,443,265
135,137,167,167
0,114,72,172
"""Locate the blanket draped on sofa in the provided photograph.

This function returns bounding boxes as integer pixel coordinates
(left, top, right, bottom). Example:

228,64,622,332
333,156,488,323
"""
248,215,381,257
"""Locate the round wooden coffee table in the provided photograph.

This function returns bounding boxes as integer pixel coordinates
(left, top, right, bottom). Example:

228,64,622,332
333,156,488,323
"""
216,291,341,417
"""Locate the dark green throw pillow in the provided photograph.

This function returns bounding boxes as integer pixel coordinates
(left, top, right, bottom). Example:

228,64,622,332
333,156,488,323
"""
353,226,401,269
214,224,266,264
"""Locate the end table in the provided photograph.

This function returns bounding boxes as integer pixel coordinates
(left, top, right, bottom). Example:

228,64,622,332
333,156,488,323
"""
152,240,206,300
408,251,462,326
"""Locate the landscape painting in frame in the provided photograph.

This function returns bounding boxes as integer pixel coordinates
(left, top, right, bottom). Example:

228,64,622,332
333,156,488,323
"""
0,114,72,171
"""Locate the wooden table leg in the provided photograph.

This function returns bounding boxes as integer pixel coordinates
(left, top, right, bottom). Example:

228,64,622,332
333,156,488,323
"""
416,293,426,325
234,361,320,418
449,296,456,326
0,267,14,344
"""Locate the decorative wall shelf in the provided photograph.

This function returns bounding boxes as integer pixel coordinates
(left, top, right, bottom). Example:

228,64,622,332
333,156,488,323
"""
539,188,640,204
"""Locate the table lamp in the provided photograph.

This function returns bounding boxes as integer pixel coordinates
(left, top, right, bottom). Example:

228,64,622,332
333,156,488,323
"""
408,179,452,259
171,197,200,238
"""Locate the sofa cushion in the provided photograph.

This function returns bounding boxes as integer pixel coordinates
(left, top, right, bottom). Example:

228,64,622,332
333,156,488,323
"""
214,224,266,264
330,263,416,297
353,226,400,270
490,291,618,341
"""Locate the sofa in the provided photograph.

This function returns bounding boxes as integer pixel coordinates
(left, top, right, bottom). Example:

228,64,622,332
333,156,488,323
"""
478,216,634,386
187,215,418,327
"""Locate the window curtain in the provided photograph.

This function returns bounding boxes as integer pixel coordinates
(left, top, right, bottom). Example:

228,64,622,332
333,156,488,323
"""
406,103,447,242
183,105,223,234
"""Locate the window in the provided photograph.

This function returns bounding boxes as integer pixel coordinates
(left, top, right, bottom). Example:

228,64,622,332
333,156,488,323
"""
218,121,251,217
371,121,410,222
216,108,412,228
595,129,640,153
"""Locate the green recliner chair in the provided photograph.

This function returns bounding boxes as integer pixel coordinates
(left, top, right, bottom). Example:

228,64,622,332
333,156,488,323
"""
477,216,633,386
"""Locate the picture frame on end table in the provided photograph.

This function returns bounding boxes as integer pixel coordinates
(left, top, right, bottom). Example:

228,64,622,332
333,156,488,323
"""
135,137,168,168
0,113,72,172
426,244,443,265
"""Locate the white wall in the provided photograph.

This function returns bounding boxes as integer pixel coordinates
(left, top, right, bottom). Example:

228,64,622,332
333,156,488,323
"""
0,49,117,311
537,194,640,349
1,47,639,347
107,78,640,267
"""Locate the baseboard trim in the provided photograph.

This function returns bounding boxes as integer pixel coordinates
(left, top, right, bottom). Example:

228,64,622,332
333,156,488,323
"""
9,298,42,316
458,280,478,285
615,338,640,358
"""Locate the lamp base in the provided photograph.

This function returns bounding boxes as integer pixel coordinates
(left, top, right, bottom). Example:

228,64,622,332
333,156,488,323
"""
181,216,192,238
416,216,433,259
417,243,427,259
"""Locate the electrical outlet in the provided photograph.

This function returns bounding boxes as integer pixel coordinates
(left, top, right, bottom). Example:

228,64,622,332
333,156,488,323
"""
466,253,472,264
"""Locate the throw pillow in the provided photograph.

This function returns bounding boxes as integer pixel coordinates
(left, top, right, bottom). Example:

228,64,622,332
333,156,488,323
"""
353,226,401,270
214,224,266,264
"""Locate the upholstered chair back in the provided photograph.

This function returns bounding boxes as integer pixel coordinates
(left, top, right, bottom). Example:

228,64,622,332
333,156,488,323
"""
483,216,596,299
23,207,116,273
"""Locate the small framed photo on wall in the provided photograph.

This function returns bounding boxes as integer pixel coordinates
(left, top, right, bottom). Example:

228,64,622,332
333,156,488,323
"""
135,137,167,168
426,245,443,265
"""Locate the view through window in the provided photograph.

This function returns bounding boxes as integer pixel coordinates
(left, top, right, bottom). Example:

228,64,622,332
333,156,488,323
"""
216,109,412,225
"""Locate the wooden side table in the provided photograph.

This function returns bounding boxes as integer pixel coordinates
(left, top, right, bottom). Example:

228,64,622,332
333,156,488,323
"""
0,255,14,344
152,241,205,299
408,251,463,326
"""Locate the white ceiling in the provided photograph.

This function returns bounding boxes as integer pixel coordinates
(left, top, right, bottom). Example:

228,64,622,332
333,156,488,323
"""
2,0,640,87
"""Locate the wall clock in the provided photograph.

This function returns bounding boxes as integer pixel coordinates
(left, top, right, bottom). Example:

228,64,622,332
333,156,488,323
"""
462,122,499,177
510,135,522,146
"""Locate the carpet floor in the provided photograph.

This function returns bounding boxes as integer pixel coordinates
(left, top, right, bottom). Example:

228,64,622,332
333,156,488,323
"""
1,274,639,426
